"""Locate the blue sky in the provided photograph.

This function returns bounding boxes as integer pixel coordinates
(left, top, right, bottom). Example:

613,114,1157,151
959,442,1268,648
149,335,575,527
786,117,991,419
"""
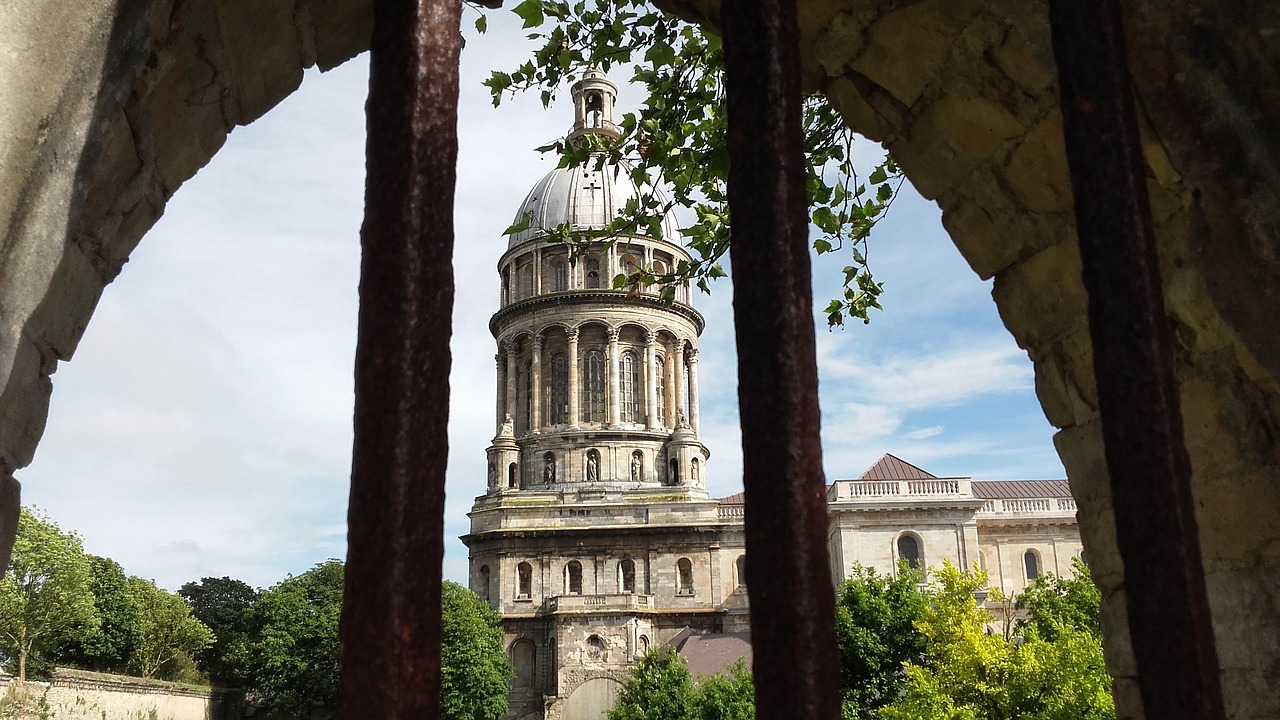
16,12,1064,591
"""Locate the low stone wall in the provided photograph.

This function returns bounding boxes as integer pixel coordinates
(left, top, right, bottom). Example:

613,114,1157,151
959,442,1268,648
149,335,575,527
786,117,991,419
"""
0,668,241,720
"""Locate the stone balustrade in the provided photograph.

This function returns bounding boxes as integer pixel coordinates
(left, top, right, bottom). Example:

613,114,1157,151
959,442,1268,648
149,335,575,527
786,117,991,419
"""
827,478,971,501
543,593,654,614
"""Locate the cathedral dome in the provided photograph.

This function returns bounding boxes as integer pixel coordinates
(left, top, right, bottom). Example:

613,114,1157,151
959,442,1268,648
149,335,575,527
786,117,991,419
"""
506,160,680,249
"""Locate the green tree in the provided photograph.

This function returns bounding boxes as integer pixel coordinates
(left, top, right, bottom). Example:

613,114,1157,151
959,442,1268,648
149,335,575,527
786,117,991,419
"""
481,0,903,326
0,507,98,680
180,576,259,687
693,658,754,720
609,647,697,720
56,555,142,674
127,577,215,680
878,563,1114,720
440,581,512,720
833,563,928,719
247,560,344,718
1015,558,1101,643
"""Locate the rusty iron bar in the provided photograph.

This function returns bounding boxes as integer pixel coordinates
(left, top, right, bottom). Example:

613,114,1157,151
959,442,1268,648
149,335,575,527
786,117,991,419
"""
338,0,462,716
1048,1,1226,718
721,0,839,717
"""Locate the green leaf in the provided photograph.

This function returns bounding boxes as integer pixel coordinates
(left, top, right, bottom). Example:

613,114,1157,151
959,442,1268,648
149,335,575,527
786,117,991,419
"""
813,238,833,254
868,166,888,184
474,14,487,33
512,0,544,29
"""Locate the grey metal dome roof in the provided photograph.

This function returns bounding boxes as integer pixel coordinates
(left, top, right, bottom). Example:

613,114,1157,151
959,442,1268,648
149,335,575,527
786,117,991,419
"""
507,158,680,249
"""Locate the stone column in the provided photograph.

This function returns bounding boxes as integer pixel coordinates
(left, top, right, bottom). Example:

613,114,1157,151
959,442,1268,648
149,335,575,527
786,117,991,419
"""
505,340,518,425
607,328,621,426
530,333,543,432
495,351,505,430
533,249,542,295
567,329,580,428
645,331,659,430
664,342,677,427
673,341,686,424
688,347,700,434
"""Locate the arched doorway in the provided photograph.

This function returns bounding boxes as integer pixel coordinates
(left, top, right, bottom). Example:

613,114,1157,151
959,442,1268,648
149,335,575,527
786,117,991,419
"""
560,677,622,720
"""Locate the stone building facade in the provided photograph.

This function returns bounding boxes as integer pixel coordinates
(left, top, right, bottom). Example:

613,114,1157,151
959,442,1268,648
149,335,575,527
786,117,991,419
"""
462,73,1083,720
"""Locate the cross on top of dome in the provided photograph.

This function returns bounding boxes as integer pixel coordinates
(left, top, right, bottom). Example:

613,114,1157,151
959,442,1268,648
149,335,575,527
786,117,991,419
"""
567,69,621,148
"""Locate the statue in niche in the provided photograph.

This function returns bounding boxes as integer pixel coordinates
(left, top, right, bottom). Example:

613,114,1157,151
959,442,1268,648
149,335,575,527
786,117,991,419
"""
631,452,642,483
487,461,497,488
586,451,599,483
691,459,700,484
544,453,556,483
498,413,514,437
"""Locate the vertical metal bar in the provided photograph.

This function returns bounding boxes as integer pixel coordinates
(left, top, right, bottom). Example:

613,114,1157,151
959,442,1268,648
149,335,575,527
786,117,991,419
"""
721,0,839,718
338,0,462,716
1048,2,1226,718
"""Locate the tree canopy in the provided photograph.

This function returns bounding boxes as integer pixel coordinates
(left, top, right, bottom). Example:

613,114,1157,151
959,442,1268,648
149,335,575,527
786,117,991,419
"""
834,564,928,719
56,555,141,676
878,563,1115,720
439,581,512,720
480,0,904,327
0,507,98,680
180,576,259,687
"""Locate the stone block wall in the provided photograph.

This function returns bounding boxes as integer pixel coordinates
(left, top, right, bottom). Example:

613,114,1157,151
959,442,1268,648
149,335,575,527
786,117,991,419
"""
0,669,237,720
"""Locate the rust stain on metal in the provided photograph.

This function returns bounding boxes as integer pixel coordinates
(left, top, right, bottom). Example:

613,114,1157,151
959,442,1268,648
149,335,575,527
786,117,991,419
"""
722,0,839,717
1048,1,1226,718
338,0,462,716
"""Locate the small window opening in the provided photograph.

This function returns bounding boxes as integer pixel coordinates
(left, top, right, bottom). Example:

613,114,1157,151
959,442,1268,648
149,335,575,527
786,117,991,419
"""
619,559,636,594
508,462,518,489
566,560,583,595
676,557,694,596
1024,550,1040,580
897,534,921,570
517,561,533,599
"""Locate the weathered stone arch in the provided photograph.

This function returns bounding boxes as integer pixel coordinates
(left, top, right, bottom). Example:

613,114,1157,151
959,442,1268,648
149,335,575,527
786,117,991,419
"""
4,1,1280,718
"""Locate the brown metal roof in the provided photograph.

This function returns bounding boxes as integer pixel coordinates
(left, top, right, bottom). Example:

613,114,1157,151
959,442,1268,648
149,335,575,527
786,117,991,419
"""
719,491,745,505
671,630,753,678
857,453,939,480
971,479,1072,499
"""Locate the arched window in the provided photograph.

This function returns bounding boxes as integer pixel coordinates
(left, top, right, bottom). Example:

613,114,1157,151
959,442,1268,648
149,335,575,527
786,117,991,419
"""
586,258,601,289
735,555,747,588
1024,550,1040,580
619,559,636,594
479,564,491,603
676,558,694,595
507,462,517,489
519,263,533,299
549,352,568,425
620,351,640,423
582,350,605,423
655,355,666,423
502,273,511,304
552,260,568,292
669,458,679,485
511,639,536,688
897,534,921,570
565,560,583,595
517,561,532,599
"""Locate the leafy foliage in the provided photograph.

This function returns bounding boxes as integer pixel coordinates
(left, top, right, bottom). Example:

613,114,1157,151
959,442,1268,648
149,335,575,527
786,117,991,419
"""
0,508,98,680
479,0,904,325
56,555,141,675
126,577,215,679
1015,557,1101,643
439,581,511,720
180,576,259,687
833,563,928,719
693,658,754,720
878,562,1115,720
608,647,697,720
247,560,345,718
609,648,754,720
